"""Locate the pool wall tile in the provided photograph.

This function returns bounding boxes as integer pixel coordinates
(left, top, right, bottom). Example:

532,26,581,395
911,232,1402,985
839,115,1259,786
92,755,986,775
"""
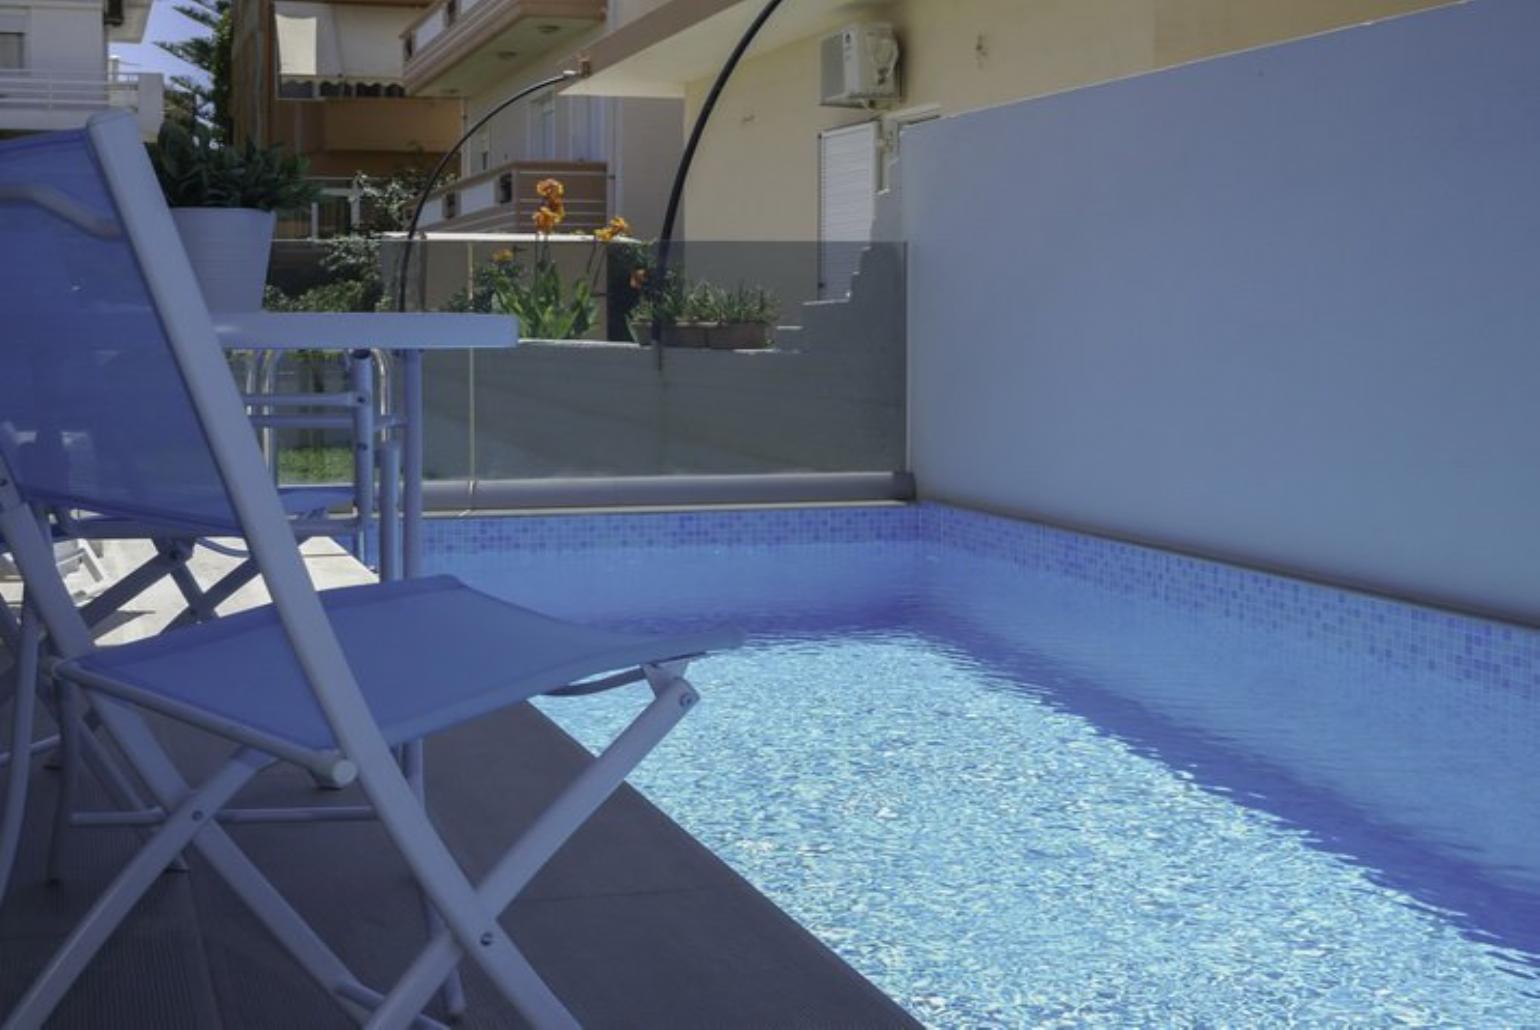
415,502,1540,699
420,505,924,554
915,502,1540,699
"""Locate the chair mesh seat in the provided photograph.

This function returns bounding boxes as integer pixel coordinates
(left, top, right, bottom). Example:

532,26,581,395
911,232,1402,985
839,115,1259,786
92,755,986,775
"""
69,576,737,751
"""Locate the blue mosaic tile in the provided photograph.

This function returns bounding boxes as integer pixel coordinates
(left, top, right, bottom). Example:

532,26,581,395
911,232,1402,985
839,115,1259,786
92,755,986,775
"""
412,501,1540,700
419,504,923,554
915,502,1540,700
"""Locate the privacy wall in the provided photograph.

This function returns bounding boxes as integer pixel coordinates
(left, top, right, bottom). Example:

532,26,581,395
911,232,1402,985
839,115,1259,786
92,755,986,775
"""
903,0,1540,624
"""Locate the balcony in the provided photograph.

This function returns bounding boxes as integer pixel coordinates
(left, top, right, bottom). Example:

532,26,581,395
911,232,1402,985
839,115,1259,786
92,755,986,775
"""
266,94,463,177
0,69,163,139
401,0,605,97
419,158,607,232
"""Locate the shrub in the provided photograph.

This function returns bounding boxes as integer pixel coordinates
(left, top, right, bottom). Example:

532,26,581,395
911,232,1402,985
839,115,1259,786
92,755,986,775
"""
149,121,321,210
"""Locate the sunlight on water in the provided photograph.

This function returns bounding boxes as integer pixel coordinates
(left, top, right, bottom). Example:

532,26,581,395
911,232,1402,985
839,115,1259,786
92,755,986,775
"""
433,540,1540,1026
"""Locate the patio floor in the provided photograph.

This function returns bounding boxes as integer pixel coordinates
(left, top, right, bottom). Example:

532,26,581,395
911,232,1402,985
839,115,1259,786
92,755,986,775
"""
0,540,916,1028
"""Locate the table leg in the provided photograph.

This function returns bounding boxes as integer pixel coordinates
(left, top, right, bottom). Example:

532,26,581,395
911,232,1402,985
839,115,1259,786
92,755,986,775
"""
349,351,375,566
378,437,401,583
402,348,424,580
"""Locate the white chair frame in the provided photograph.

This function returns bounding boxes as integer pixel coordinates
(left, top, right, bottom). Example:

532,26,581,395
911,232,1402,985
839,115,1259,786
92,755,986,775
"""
0,111,721,1029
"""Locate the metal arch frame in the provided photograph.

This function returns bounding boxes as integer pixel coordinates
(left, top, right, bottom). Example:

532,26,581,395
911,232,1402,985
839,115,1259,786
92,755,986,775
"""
392,70,580,316
649,0,789,350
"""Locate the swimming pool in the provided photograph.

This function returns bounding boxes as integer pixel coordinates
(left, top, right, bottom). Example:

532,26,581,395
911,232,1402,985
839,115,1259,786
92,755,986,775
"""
425,503,1540,1026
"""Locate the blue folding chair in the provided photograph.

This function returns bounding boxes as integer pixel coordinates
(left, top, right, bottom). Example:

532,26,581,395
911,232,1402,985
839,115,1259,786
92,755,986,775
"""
0,112,739,1028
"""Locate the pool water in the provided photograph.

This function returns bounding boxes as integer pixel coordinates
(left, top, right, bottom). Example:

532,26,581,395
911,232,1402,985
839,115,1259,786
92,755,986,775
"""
427,511,1540,1027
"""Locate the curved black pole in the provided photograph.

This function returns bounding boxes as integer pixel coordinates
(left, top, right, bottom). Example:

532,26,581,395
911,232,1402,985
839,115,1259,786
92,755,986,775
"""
650,0,788,346
394,69,580,314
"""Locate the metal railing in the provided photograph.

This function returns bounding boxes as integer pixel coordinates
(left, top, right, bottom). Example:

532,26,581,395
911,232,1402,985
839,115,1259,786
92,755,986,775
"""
0,70,149,113
419,159,608,232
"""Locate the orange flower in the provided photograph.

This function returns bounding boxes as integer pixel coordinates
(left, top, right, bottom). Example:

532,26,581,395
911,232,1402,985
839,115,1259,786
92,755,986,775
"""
593,225,618,242
629,267,648,290
491,248,514,264
606,215,630,237
533,205,560,234
535,178,565,201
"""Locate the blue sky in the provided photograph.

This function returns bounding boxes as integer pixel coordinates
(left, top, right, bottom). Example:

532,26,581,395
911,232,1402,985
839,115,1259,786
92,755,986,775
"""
110,2,211,83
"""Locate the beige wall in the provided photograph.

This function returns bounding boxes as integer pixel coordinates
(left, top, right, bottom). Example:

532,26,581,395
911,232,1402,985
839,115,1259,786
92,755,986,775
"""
462,27,683,237
680,0,1451,241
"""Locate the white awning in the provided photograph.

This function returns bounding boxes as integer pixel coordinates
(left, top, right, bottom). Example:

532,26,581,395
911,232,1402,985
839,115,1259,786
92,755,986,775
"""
274,2,410,82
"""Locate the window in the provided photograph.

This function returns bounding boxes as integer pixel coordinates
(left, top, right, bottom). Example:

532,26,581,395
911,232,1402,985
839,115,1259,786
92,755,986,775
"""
442,192,458,220
817,121,879,299
565,97,608,162
496,172,514,205
444,0,457,24
528,92,556,160
0,33,24,70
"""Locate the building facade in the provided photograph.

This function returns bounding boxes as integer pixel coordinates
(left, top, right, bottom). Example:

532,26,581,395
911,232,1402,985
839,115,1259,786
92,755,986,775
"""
567,0,1455,248
399,0,682,235
232,0,463,233
0,0,162,139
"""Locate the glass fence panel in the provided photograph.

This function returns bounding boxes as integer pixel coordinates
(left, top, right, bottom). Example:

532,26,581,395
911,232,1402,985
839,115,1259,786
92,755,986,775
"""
260,235,905,485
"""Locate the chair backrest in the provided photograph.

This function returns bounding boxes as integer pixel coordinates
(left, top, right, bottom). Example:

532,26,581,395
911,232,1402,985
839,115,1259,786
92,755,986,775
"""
0,125,237,534
0,118,544,977
0,113,391,780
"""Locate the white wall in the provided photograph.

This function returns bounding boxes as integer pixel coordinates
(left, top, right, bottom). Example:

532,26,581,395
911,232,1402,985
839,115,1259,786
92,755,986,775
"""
8,1,104,73
904,0,1540,624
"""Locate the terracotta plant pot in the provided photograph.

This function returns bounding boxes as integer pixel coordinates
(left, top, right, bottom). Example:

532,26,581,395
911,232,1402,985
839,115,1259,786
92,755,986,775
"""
661,323,712,348
707,322,771,350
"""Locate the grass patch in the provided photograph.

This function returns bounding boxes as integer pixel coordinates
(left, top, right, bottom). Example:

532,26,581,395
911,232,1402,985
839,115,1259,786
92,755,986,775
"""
278,445,354,484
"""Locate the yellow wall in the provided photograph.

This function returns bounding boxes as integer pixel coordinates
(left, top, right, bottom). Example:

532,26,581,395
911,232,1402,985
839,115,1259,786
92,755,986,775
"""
680,0,1451,240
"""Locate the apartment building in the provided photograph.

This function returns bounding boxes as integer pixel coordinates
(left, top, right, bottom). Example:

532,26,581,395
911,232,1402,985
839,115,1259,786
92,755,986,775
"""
0,0,162,139
232,0,463,232
400,0,682,235
565,0,1455,275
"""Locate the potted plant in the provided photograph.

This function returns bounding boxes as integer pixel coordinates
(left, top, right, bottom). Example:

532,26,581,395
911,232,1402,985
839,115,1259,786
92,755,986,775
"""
666,282,722,348
706,283,779,350
149,122,320,312
628,270,686,346
450,186,630,340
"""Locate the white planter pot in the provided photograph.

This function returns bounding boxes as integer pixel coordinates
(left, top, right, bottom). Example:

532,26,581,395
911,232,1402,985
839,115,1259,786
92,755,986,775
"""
170,207,277,313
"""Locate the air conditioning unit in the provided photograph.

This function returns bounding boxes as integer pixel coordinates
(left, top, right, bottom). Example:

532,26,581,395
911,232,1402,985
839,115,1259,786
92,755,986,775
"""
820,23,900,108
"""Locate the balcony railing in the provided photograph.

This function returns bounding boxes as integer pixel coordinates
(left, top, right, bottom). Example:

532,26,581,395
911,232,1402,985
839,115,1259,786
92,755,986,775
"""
401,0,605,96
420,159,608,232
0,69,164,137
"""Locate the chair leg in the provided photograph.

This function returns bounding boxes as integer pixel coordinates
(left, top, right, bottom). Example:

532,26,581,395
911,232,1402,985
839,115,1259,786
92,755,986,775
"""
402,739,467,1019
45,679,80,884
76,543,191,634
3,746,268,1028
0,595,18,653
366,663,701,1030
166,562,217,627
36,685,179,880
0,603,41,903
164,556,261,632
76,696,437,1029
74,544,107,586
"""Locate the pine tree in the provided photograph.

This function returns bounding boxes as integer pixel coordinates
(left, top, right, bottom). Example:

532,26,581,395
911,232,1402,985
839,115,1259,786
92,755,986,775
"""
157,0,232,142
